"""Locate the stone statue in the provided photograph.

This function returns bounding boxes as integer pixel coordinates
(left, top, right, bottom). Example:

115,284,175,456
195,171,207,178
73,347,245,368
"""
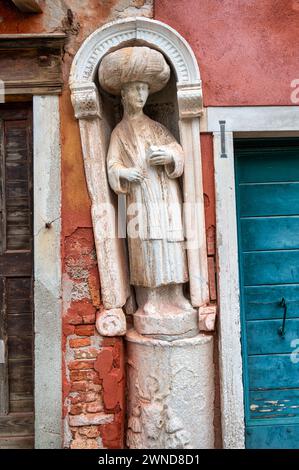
71,20,215,450
99,46,197,337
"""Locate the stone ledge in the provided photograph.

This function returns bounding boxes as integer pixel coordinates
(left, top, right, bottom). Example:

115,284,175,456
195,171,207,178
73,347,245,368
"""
126,329,213,347
134,307,198,339
69,413,114,427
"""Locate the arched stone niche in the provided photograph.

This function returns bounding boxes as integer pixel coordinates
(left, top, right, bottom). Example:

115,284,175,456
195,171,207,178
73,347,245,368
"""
69,17,210,335
70,16,215,450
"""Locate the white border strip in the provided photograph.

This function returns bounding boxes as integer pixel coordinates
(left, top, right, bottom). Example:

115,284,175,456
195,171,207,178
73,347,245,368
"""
213,132,245,449
202,106,299,132
33,95,62,449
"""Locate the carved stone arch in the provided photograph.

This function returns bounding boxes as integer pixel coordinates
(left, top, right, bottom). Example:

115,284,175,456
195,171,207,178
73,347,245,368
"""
70,17,209,335
70,17,201,88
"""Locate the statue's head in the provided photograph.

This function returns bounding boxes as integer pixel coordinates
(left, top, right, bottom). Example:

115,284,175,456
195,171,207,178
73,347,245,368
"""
121,81,149,113
98,46,170,98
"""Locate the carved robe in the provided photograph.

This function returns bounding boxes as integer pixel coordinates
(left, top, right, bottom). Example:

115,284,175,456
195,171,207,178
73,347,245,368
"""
107,114,188,288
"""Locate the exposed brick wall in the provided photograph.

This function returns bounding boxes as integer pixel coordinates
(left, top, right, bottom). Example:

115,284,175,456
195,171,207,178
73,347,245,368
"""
62,228,125,448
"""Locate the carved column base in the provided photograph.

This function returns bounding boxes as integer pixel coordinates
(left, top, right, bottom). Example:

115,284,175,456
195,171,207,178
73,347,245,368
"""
134,308,198,340
126,329,214,449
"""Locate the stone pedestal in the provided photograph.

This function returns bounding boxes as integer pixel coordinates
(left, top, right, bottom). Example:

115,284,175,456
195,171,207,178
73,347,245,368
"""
134,308,198,340
126,329,214,449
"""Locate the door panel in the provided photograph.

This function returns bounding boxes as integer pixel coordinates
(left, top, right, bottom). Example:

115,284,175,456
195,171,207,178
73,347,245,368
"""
237,150,299,183
239,182,299,217
245,424,299,449
235,139,299,449
243,251,299,285
248,355,299,389
247,319,299,354
249,389,299,420
241,217,299,251
0,414,34,437
0,103,34,449
244,285,299,320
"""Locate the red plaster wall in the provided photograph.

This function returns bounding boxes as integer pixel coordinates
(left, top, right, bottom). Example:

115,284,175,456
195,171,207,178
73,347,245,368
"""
155,0,299,106
201,134,217,301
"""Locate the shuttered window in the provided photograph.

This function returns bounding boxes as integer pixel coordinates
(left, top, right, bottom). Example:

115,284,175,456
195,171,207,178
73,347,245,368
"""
0,103,34,449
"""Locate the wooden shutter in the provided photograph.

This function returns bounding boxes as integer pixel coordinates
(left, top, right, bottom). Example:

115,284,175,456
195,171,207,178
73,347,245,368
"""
0,103,34,449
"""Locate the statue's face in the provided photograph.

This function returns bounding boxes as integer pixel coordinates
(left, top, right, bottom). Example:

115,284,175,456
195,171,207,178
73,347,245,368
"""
121,81,149,112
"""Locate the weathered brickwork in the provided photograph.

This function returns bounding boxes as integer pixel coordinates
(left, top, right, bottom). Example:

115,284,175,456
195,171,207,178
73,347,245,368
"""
62,228,125,449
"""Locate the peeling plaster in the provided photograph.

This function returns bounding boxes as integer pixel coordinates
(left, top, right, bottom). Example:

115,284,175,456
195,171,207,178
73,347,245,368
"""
108,0,153,19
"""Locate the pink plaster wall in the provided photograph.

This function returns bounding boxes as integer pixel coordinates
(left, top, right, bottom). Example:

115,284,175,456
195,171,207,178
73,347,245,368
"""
155,0,299,106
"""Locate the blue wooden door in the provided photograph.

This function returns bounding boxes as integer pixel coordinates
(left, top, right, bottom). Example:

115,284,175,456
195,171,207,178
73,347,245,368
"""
235,139,299,449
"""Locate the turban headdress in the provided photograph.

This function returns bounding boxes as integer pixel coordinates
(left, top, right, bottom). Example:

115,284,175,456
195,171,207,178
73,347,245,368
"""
98,46,170,95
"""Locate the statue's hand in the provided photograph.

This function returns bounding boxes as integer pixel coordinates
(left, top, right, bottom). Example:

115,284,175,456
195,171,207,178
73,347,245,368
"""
119,168,144,183
148,148,174,166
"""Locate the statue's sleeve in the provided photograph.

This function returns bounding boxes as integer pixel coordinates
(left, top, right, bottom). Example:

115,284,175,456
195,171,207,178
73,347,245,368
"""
157,123,184,179
107,130,129,194
165,141,184,179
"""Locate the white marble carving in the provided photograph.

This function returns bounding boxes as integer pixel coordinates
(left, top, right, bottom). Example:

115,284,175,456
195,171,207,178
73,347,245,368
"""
96,309,126,337
71,81,129,313
71,83,102,120
70,17,215,449
70,18,209,312
126,330,214,449
198,305,217,332
70,18,200,84
98,46,196,337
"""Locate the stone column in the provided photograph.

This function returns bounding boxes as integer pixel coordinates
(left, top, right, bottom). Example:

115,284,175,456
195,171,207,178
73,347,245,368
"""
126,331,214,449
